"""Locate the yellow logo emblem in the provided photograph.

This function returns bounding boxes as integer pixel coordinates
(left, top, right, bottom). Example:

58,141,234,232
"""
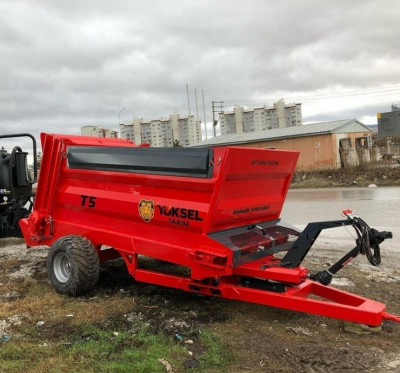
138,199,154,223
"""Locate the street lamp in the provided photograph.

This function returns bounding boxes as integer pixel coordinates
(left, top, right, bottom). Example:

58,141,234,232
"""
111,107,126,125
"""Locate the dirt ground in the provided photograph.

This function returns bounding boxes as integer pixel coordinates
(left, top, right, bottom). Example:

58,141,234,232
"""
291,160,400,189
1,237,400,373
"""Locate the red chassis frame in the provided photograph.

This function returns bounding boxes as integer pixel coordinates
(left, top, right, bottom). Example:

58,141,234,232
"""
20,133,399,326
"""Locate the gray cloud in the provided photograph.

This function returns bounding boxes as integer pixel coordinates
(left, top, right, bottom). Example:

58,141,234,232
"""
1,0,400,153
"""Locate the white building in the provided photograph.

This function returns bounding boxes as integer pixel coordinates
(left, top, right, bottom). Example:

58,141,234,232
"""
81,125,118,138
120,112,201,147
219,99,302,135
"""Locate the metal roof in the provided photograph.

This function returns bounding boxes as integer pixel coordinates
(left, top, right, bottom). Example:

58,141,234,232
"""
195,119,371,147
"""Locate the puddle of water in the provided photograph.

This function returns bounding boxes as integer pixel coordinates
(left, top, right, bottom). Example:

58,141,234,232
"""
281,187,400,229
286,187,400,202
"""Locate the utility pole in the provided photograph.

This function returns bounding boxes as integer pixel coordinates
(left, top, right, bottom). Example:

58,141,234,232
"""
186,84,191,117
202,89,207,140
195,88,199,124
211,101,224,137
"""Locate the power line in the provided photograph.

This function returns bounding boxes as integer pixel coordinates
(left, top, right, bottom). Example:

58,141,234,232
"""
221,85,400,105
294,87,400,101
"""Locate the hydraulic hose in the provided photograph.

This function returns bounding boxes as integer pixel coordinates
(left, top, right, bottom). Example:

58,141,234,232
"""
8,146,23,199
311,213,392,285
353,217,383,266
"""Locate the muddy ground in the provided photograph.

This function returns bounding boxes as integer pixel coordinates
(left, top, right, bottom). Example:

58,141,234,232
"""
0,237,400,373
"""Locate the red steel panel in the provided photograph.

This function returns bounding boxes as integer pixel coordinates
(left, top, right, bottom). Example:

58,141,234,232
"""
204,147,299,232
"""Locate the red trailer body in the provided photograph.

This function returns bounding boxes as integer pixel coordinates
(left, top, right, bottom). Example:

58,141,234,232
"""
19,133,399,326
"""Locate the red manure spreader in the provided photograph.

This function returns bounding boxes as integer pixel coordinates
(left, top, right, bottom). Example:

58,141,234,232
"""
1,133,399,326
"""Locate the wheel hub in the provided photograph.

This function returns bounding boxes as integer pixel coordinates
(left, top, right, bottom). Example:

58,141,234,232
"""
53,252,72,283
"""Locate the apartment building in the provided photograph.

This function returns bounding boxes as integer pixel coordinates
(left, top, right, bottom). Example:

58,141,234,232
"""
219,99,302,136
119,112,201,147
81,125,118,138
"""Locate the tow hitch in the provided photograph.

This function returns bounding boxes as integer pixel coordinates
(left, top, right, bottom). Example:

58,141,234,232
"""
310,210,393,285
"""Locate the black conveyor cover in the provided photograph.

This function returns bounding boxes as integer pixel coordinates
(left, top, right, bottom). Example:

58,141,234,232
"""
67,146,214,178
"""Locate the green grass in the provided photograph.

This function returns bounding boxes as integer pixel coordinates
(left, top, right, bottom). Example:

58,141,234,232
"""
0,325,236,373
198,331,235,372
0,327,187,373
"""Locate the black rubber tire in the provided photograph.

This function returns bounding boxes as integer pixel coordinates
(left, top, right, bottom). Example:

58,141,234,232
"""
47,235,100,296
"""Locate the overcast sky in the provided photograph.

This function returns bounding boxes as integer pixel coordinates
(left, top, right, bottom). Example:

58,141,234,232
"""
1,0,400,151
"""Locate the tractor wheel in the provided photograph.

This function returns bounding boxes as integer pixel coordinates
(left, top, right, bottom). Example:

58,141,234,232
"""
47,235,100,296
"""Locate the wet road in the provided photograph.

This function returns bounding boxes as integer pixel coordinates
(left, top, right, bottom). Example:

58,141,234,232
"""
280,187,400,266
282,186,400,229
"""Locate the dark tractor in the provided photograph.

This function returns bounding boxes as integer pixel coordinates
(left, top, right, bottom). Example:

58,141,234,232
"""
0,134,37,238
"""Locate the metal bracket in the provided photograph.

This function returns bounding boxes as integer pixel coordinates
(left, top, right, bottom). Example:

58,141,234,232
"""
282,219,355,268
